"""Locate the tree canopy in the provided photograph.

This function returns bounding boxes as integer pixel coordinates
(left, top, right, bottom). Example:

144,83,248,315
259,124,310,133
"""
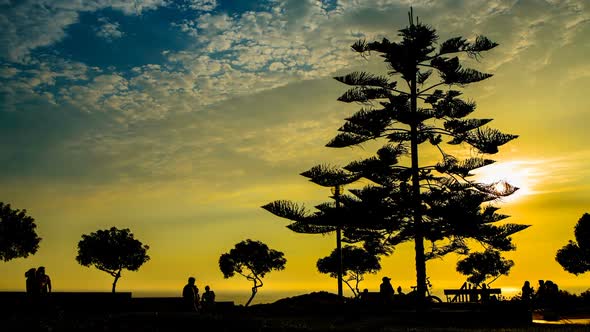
556,213,590,275
317,245,381,297
219,239,286,307
76,227,150,293
456,249,514,286
264,9,528,302
0,202,41,262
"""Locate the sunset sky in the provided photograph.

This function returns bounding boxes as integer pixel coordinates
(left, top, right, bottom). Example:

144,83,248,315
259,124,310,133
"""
1,0,589,303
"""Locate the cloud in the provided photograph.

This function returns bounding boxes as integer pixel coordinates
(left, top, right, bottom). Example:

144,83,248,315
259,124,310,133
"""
1,0,588,127
185,0,218,12
1,0,589,188
95,17,124,42
0,0,167,63
0,58,91,111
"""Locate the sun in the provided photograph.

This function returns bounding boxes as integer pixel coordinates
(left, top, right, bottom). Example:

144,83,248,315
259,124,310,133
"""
473,160,543,202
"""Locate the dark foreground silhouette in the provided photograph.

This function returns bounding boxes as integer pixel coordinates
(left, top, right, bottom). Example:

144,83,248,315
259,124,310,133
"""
4,291,585,331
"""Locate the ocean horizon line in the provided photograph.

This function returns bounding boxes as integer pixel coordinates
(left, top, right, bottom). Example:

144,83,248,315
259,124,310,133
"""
2,286,589,306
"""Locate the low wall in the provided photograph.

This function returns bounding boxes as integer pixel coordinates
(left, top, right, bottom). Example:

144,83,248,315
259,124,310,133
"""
0,292,234,314
0,292,132,313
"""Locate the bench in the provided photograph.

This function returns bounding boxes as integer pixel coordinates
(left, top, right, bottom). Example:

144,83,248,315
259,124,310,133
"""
444,288,501,303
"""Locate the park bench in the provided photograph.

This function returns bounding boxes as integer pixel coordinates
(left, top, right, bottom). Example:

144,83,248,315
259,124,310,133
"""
444,285,501,303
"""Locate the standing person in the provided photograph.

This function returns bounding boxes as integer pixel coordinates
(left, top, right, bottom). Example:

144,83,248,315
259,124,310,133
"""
36,266,51,294
521,280,534,305
379,276,395,305
201,285,216,313
480,283,490,302
25,268,38,296
182,277,199,312
536,280,546,308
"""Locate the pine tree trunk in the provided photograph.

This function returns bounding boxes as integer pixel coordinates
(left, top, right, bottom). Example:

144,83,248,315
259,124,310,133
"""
410,74,427,307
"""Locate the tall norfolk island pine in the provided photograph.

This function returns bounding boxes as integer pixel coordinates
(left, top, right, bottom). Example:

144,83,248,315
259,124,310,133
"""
265,11,529,301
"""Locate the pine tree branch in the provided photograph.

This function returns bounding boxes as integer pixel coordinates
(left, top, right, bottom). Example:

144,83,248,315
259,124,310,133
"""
419,82,446,95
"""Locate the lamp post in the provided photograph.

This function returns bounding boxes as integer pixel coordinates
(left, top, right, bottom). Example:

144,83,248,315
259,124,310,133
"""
331,184,344,299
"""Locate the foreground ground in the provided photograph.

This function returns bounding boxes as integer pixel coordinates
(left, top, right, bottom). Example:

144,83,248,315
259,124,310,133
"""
1,292,589,331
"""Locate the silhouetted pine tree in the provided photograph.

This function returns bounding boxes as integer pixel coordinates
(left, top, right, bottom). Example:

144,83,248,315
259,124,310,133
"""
264,9,529,303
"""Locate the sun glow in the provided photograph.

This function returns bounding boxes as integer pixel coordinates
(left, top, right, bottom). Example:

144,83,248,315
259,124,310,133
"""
473,160,545,202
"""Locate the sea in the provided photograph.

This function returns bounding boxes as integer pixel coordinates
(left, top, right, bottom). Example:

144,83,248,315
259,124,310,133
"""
132,285,590,306
132,289,313,306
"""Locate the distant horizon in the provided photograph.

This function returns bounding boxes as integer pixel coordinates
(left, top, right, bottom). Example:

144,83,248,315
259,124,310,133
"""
2,284,590,306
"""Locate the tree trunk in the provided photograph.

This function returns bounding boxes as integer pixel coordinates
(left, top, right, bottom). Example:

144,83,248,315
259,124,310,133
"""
335,190,343,300
112,270,121,293
410,73,427,306
336,226,343,299
245,286,258,307
343,279,357,298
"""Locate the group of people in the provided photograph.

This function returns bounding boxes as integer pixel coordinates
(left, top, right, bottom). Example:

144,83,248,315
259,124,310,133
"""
521,279,560,308
358,276,404,304
182,276,216,312
24,266,52,296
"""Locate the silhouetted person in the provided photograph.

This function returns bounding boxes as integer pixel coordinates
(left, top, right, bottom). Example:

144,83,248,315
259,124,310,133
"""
359,288,370,303
201,285,216,313
25,268,38,296
36,266,51,294
182,277,199,312
466,283,476,302
545,280,559,309
480,283,490,302
536,280,546,308
396,286,404,295
379,276,394,305
521,280,534,305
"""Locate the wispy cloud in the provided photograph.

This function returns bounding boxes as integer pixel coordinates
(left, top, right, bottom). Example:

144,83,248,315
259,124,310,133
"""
0,0,588,186
0,0,167,63
95,17,124,42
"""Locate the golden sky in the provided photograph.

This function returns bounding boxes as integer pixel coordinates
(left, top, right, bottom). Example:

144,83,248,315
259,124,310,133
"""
0,0,589,303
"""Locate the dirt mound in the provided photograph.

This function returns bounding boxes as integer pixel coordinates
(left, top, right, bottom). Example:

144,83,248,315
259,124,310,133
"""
248,291,345,315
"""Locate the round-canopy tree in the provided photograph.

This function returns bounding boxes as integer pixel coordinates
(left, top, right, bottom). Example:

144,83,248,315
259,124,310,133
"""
76,227,150,293
219,239,286,307
456,249,514,286
0,202,41,262
556,213,590,275
317,245,381,297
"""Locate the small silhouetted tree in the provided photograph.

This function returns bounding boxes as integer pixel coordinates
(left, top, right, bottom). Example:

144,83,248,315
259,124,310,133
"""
0,202,41,261
317,245,381,297
219,239,286,307
456,249,514,286
556,213,590,275
76,227,150,293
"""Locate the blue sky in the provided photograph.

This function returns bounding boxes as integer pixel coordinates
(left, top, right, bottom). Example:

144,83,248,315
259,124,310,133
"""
1,0,590,299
